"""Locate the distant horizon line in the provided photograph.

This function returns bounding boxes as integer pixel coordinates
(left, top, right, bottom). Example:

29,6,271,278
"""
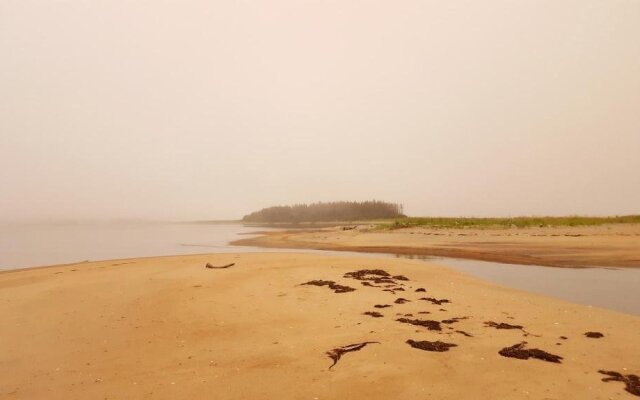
1,213,639,226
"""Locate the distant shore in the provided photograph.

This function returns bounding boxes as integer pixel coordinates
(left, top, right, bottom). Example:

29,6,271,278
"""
1,252,639,399
232,223,640,268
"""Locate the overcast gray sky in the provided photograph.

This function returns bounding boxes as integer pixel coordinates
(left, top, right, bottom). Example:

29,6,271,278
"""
1,0,639,222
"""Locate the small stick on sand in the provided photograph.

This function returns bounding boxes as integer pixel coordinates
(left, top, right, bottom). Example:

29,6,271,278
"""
205,263,235,269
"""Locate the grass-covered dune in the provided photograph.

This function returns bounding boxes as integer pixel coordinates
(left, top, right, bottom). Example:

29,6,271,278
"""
379,215,640,230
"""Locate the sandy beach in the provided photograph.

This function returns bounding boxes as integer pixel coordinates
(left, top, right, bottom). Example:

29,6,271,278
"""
234,224,640,268
1,252,639,399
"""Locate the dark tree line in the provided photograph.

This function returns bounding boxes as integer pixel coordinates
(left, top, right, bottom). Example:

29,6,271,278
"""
242,201,405,223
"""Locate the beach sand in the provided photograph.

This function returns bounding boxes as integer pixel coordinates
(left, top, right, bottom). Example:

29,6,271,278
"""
1,253,639,399
234,224,640,268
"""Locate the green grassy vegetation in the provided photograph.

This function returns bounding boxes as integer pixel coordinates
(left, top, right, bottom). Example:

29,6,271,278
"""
377,215,640,230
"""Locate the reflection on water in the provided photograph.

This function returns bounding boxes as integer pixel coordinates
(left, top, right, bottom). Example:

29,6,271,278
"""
1,222,639,316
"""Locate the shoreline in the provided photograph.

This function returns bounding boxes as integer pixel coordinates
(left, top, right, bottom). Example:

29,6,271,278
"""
1,252,639,399
232,224,640,269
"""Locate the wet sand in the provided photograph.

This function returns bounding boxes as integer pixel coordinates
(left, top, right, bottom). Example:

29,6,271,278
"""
1,253,639,399
232,224,640,268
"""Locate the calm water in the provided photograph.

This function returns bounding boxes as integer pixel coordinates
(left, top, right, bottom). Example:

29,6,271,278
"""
1,222,639,315
394,254,640,316
0,222,278,270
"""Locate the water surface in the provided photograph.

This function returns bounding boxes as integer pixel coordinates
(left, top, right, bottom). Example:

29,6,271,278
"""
393,254,640,316
1,222,639,316
0,222,274,270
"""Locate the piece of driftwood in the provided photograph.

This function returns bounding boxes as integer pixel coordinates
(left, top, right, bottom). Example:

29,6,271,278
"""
205,263,235,269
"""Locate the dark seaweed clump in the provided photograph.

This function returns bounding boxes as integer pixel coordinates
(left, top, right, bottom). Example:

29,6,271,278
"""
598,370,640,397
363,311,384,318
394,298,411,304
344,269,394,284
415,288,426,292
374,304,392,309
485,321,539,337
396,318,442,331
406,339,457,352
498,342,563,364
301,280,355,293
441,317,468,324
344,269,410,286
344,269,390,278
326,342,379,369
585,331,604,338
484,321,523,330
419,297,450,305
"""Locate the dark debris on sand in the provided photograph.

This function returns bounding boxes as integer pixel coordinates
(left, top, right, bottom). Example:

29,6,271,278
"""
598,370,640,397
364,311,384,318
301,280,356,294
585,331,604,338
344,269,410,286
374,304,392,309
485,321,539,337
441,317,469,324
406,339,457,352
485,321,523,330
498,342,563,364
205,262,235,269
326,342,379,369
455,330,473,337
344,269,395,284
344,269,390,279
396,318,442,331
394,298,411,304
415,288,426,292
419,297,451,305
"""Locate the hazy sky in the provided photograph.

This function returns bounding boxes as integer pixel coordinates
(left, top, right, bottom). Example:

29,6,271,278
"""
1,0,639,222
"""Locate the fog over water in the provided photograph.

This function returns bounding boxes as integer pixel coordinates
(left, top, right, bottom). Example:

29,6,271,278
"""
1,1,640,223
